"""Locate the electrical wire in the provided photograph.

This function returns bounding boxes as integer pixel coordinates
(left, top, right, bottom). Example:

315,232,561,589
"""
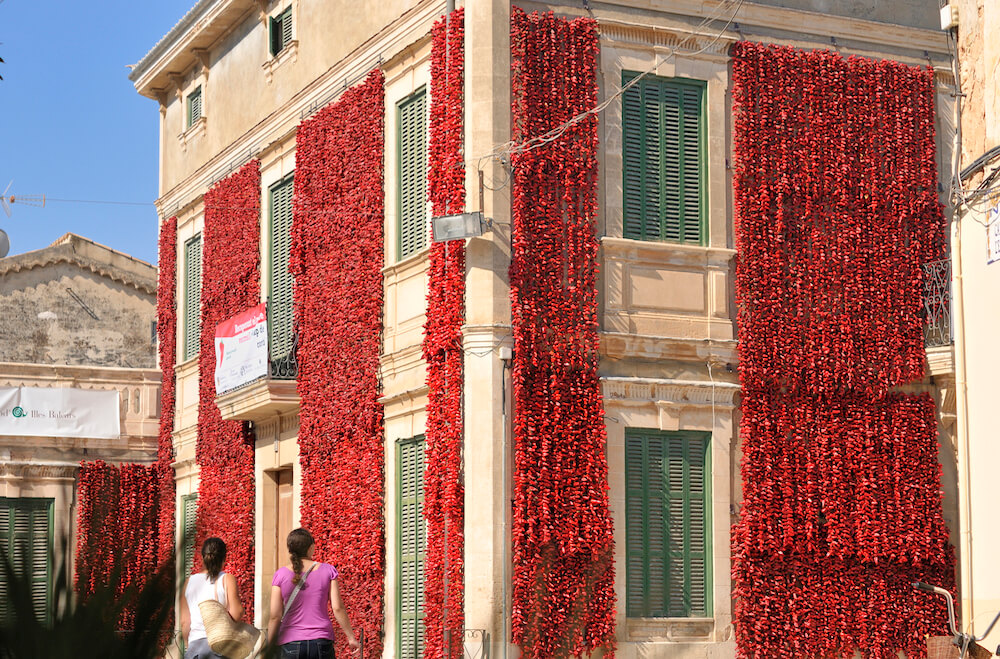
471,0,746,174
12,3,747,216
46,198,154,207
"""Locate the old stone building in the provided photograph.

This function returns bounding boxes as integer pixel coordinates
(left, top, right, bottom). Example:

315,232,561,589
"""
0,233,159,620
131,1,956,657
948,0,1000,649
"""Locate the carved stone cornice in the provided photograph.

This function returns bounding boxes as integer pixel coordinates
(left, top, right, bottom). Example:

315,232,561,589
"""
602,376,740,407
600,332,738,364
599,19,734,59
0,462,79,481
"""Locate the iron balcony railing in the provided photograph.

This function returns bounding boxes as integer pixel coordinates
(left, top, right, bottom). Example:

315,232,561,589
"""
267,297,298,380
922,258,952,347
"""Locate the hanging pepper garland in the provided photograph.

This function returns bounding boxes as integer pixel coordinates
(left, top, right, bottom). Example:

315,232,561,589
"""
196,160,260,619
422,9,466,659
290,70,385,659
509,9,616,658
154,215,178,636
731,41,952,659
75,460,162,631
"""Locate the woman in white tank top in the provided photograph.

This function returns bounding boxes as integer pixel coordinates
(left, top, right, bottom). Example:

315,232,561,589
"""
179,537,245,659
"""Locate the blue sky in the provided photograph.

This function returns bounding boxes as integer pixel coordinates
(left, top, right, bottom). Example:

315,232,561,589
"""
0,0,196,266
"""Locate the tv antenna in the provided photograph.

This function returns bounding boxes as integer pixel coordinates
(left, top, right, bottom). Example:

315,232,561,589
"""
1,181,46,218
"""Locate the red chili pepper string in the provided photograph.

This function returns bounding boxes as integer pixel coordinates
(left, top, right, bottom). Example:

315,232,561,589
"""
196,160,261,621
509,9,615,659
155,216,179,626
75,461,162,631
290,71,386,659
423,10,467,659
732,42,953,658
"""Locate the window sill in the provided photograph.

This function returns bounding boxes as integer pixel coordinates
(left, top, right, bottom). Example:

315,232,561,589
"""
262,40,299,85
626,617,715,642
178,116,206,151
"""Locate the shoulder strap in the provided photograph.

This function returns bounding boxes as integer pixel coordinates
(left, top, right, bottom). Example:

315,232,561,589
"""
283,563,318,618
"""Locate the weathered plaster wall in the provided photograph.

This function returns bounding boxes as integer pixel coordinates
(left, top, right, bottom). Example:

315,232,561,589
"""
954,0,1000,646
0,235,157,368
748,0,939,30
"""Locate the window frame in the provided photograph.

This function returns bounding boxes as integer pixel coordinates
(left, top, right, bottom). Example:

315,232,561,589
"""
181,493,198,576
269,6,293,57
396,87,429,261
624,427,712,618
183,234,203,362
396,436,426,658
186,85,203,128
0,497,54,625
621,72,708,245
267,173,295,362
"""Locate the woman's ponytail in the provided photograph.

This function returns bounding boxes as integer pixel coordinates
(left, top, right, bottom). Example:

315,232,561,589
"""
287,528,315,585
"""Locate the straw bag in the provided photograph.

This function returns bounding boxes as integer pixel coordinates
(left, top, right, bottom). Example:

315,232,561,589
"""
199,582,261,659
926,636,992,659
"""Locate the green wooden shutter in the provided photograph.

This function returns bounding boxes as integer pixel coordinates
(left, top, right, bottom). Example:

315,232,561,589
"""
184,236,203,361
181,494,198,576
625,429,711,617
397,89,428,260
270,7,292,55
0,498,52,625
281,7,293,50
269,15,281,55
397,437,426,659
269,175,295,361
187,87,202,128
622,74,705,244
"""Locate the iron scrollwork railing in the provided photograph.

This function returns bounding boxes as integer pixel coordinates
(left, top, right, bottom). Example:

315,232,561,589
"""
267,297,298,380
461,629,490,659
270,329,298,380
922,258,952,347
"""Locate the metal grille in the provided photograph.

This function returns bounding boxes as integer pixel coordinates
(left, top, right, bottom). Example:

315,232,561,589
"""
922,259,952,347
269,329,298,380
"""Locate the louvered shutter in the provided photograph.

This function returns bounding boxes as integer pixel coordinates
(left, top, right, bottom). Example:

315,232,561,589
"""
397,437,426,658
685,434,709,616
270,15,281,55
625,430,711,618
0,498,52,625
622,74,705,244
182,494,198,576
0,504,8,623
281,7,293,50
188,87,202,128
269,176,295,361
398,89,428,259
624,433,645,616
678,85,703,243
184,236,202,361
622,74,647,241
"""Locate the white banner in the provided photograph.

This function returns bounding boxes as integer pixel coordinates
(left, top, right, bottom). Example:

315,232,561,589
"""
215,303,269,395
0,387,121,439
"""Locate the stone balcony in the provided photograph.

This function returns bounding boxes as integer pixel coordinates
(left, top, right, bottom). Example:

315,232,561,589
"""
214,376,299,423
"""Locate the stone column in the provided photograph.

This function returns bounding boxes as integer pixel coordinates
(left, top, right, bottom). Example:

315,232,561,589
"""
463,0,512,657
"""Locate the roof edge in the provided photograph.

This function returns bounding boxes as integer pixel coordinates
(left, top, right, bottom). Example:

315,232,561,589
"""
129,0,216,85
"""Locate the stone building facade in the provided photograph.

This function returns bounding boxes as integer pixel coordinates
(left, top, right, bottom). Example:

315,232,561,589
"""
0,233,159,621
131,1,955,657
949,0,1000,649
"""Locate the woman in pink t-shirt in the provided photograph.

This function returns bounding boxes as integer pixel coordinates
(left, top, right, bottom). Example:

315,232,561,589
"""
267,528,359,658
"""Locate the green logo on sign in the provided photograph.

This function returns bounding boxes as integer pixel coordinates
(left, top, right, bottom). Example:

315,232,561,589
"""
12,407,25,418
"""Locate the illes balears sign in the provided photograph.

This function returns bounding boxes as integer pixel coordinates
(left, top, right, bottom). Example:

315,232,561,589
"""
0,386,120,439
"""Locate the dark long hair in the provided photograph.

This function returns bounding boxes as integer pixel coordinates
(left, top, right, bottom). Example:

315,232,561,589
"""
201,537,227,584
287,528,314,585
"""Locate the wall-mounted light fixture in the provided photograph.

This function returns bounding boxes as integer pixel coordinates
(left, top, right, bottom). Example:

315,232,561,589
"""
431,211,491,242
